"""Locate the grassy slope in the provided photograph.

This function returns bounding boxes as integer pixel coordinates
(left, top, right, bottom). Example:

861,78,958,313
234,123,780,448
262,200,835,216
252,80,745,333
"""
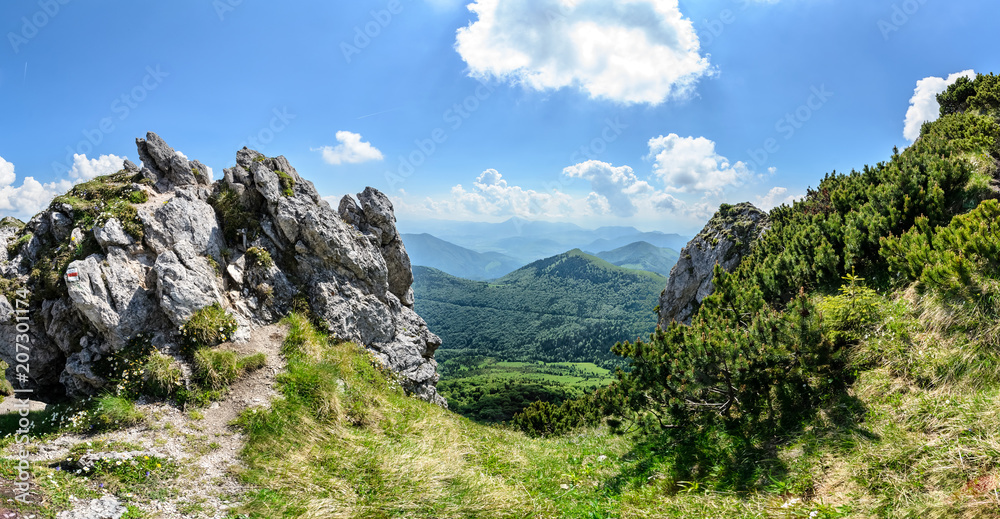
232,314,795,519
232,294,1000,518
7,296,998,518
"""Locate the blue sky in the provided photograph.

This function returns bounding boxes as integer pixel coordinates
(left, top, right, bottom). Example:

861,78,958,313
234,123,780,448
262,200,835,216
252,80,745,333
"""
0,0,994,234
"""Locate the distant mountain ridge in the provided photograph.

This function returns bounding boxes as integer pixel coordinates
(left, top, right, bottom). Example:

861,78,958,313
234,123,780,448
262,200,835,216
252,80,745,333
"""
594,241,680,277
401,233,524,280
397,217,689,263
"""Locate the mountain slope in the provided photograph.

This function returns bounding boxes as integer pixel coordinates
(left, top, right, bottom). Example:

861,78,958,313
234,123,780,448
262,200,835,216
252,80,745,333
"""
412,250,666,368
401,233,524,280
594,241,680,277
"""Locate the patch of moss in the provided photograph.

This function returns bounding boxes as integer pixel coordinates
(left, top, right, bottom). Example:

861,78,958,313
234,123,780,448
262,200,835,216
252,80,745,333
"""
94,199,143,240
205,256,221,277
275,170,295,197
246,246,274,269
209,187,260,245
6,233,32,256
0,360,12,397
0,277,24,303
50,169,148,239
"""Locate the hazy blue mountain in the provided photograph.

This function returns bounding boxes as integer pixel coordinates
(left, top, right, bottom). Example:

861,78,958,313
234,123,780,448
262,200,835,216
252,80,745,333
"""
402,233,524,280
585,232,689,253
594,241,680,277
412,249,667,368
398,217,690,263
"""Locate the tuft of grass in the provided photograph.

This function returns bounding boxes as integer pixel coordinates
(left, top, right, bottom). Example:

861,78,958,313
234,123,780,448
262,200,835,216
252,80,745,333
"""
0,360,12,398
179,303,238,354
239,352,267,372
192,349,266,391
142,352,183,397
193,349,240,390
85,395,147,432
209,187,259,244
6,233,31,256
245,245,274,269
275,170,295,197
205,255,221,277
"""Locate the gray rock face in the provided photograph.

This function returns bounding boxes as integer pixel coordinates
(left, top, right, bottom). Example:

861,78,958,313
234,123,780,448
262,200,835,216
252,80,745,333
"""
139,188,225,258
93,218,133,249
56,495,127,519
136,132,211,194
0,132,445,405
154,242,225,326
658,202,769,326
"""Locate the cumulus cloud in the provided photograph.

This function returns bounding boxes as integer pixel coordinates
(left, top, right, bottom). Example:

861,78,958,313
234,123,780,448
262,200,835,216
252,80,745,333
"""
647,134,750,193
0,156,73,219
903,69,975,142
0,156,15,187
68,154,127,182
313,131,384,165
396,169,575,220
562,160,653,217
455,0,712,105
755,186,802,210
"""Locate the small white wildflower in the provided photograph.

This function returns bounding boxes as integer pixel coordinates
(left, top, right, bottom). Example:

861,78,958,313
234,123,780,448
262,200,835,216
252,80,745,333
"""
809,512,818,518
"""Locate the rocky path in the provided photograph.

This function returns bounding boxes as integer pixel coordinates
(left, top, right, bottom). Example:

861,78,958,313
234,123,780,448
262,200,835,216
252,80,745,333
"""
5,323,288,519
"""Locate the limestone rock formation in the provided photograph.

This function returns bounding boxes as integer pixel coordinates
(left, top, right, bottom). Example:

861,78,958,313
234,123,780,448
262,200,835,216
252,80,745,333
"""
657,202,769,326
0,132,445,406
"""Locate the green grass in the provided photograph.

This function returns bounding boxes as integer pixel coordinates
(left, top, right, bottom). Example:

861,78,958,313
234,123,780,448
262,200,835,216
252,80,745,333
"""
275,170,295,197
193,349,241,390
445,360,615,391
86,395,146,432
227,283,1000,518
246,246,274,269
179,303,238,354
230,313,785,518
141,352,182,397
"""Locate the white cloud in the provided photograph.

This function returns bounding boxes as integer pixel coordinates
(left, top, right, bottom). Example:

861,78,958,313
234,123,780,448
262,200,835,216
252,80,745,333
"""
68,154,127,182
313,131,384,165
455,0,712,106
563,160,652,217
394,169,576,220
647,134,750,193
755,186,801,210
0,156,15,187
0,156,73,219
903,69,975,142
